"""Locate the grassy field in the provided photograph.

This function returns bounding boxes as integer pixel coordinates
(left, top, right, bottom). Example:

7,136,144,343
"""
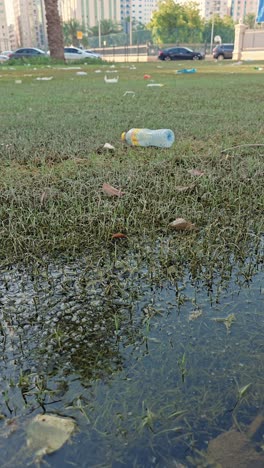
0,60,263,275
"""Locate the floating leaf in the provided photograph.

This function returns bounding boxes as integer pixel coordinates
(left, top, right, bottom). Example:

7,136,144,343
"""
27,414,75,460
187,169,205,176
169,218,196,231
111,233,127,239
213,313,236,333
238,383,252,399
102,183,125,197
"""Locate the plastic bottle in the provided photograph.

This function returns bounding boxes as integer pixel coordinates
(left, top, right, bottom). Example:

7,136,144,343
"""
121,128,175,148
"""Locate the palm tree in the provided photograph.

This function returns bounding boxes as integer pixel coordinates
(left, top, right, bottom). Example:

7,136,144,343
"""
44,0,64,59
63,19,83,47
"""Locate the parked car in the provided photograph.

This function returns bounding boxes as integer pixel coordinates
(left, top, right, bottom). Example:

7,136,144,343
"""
84,49,102,59
64,47,102,60
9,47,46,59
1,50,13,57
213,44,234,60
158,47,204,61
0,54,10,62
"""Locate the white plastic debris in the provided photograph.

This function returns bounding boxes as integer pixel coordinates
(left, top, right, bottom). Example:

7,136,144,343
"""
110,64,116,68
123,91,135,97
129,66,136,70
36,76,53,81
94,69,102,73
76,71,87,76
106,70,118,73
103,143,115,150
27,414,75,461
15,80,22,84
147,83,164,87
104,75,119,83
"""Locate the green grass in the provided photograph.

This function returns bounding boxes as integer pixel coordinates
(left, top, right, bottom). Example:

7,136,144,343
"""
0,60,263,275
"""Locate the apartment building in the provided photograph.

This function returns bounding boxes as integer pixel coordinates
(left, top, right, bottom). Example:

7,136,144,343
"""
230,0,259,21
13,0,45,48
0,0,10,51
198,0,229,20
59,0,121,28
119,0,158,24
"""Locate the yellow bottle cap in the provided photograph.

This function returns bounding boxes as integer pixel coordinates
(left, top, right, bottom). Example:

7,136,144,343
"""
121,132,126,141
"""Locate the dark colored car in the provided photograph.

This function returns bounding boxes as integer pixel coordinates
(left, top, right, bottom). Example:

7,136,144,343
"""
9,47,46,59
212,44,234,60
158,47,204,61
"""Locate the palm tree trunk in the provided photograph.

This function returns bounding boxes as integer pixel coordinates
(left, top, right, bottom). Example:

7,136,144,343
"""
44,0,65,60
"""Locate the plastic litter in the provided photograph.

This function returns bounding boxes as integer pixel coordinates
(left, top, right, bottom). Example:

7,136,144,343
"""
177,68,197,74
121,128,175,148
147,83,164,87
76,71,87,76
36,76,53,81
103,143,115,151
123,91,135,97
15,80,22,84
144,74,151,79
94,69,102,73
254,67,263,71
104,75,119,83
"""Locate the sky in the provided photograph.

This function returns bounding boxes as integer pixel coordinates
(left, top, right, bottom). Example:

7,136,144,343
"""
5,0,14,25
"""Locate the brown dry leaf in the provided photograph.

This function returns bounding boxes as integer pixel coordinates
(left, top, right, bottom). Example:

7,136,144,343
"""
112,233,127,239
187,169,204,176
102,183,125,197
169,218,197,231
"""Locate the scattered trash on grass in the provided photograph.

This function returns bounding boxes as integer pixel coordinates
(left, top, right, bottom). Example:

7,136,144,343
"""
76,71,87,76
15,80,22,84
169,218,197,231
121,128,175,148
106,69,118,73
143,74,151,79
123,91,135,97
94,69,102,73
129,65,136,70
177,68,197,74
36,76,53,81
147,83,164,87
104,75,119,83
103,143,115,151
102,183,125,197
59,67,82,70
254,67,263,71
27,414,75,462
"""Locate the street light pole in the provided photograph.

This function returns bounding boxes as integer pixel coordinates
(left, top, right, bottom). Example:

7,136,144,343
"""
98,0,102,48
129,0,132,46
210,13,215,54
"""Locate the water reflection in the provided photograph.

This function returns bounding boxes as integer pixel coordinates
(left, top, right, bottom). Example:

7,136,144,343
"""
0,251,263,466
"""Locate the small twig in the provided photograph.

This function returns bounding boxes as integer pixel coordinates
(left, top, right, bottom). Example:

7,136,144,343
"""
221,143,264,153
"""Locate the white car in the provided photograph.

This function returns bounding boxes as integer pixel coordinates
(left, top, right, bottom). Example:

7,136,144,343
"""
84,49,102,59
0,54,9,62
64,47,102,61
